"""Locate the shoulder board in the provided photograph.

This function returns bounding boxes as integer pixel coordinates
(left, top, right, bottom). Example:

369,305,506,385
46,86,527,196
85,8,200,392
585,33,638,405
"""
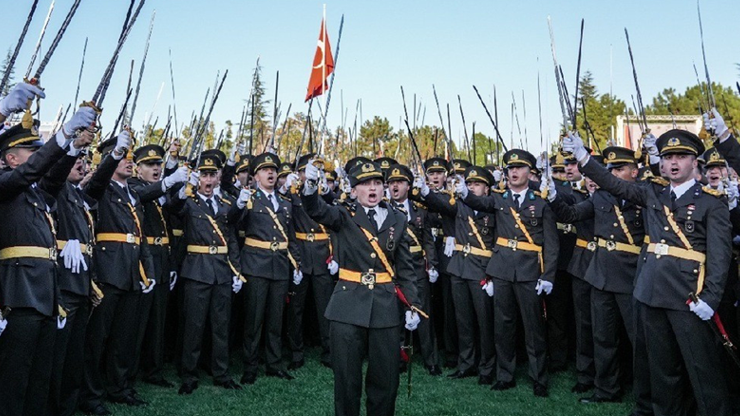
278,193,290,202
412,201,425,210
702,186,724,198
221,198,232,206
575,187,588,195
491,188,506,194
533,191,542,197
650,177,669,187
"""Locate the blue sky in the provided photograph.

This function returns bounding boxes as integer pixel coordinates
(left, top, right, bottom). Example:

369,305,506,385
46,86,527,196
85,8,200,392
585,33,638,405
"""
4,0,740,155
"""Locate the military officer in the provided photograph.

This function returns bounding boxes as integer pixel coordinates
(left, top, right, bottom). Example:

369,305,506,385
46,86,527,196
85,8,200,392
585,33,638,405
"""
301,159,420,416
230,152,302,384
563,129,734,416
459,149,559,397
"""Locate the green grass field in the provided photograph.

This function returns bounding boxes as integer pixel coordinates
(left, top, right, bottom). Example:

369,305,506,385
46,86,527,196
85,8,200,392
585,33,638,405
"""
103,348,634,416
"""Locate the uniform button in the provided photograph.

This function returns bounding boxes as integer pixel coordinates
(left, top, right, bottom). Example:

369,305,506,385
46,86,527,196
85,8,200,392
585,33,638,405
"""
515,225,519,229
101,247,106,251
33,202,38,206
311,228,315,232
342,286,346,290
371,253,377,259
610,235,614,239
660,239,666,243
664,226,669,231
118,199,122,202
273,226,277,229
693,269,698,274
468,232,473,236
687,216,692,220
613,223,618,227
656,255,661,259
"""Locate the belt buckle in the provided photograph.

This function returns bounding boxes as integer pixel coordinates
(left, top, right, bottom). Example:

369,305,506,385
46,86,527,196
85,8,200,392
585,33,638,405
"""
49,247,58,261
654,243,669,256
270,242,280,251
126,233,136,244
587,241,597,252
431,227,439,237
507,239,518,251
361,269,376,290
208,246,218,255
154,237,163,246
85,244,93,256
606,240,617,251
307,233,315,242
462,243,472,256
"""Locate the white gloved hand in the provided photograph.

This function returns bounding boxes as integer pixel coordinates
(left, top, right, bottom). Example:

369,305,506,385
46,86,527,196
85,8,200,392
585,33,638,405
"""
413,175,430,197
482,280,494,297
188,171,200,186
112,130,132,158
140,279,156,294
303,159,320,195
704,108,729,141
61,106,96,137
319,172,330,195
443,236,455,257
57,315,67,330
232,275,243,293
163,166,188,189
536,152,547,171
540,178,557,202
293,270,303,285
0,317,6,337
327,259,339,275
236,187,252,209
404,310,420,331
643,133,659,156
535,279,553,295
335,166,346,179
428,268,439,283
342,181,351,195
169,271,178,291
60,239,88,274
689,298,714,321
728,180,739,210
561,132,589,164
284,173,299,192
0,83,46,116
455,175,468,199
492,169,502,183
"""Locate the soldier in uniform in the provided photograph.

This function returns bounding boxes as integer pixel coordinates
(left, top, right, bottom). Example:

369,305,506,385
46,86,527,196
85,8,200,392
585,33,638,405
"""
301,159,421,416
545,146,645,403
415,165,496,384
79,133,157,414
169,153,243,394
280,154,336,369
459,149,559,397
128,145,187,388
563,129,734,416
230,152,302,384
387,163,441,375
0,91,95,416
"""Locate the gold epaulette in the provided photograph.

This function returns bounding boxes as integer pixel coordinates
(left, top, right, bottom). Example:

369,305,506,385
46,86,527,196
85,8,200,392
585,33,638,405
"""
412,201,425,210
533,191,542,197
702,186,724,198
650,176,669,187
221,198,232,206
491,188,506,194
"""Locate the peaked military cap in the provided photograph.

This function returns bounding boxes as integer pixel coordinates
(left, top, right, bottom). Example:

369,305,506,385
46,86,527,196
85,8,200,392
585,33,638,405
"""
297,153,324,171
451,159,471,174
235,154,252,174
701,147,726,169
277,162,293,178
656,129,705,156
344,156,371,174
250,152,280,175
349,161,383,187
201,149,227,166
464,165,494,186
374,157,398,174
197,153,222,172
133,145,165,164
385,163,413,183
0,112,42,153
603,146,637,169
424,157,449,174
550,153,566,170
503,149,536,169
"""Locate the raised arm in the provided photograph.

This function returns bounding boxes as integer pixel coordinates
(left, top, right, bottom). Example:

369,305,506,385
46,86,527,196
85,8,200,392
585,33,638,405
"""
548,193,595,224
579,157,649,207
301,188,346,231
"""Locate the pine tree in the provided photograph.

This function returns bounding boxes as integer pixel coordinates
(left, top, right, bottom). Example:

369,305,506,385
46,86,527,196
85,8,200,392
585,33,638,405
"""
1,49,16,95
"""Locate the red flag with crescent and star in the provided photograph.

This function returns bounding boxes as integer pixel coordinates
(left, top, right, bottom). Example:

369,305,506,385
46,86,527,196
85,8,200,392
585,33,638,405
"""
305,17,334,102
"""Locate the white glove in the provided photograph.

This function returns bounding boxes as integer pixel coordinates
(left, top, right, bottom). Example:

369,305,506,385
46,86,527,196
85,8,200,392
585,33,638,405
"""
536,152,547,171
305,159,320,181
60,239,88,274
482,280,494,297
443,236,455,257
535,279,553,295
341,181,351,195
428,268,439,283
293,270,303,285
283,173,299,192
62,106,96,137
169,271,178,291
0,83,46,116
561,132,589,164
188,171,200,187
113,130,132,157
413,175,430,197
163,166,188,189
540,178,557,202
0,317,6,337
455,175,468,199
319,172,330,195
140,279,156,294
404,310,420,331
57,315,67,330
704,108,729,141
492,169,502,183
327,259,339,275
689,298,714,321
236,187,252,209
335,166,346,179
232,275,243,293
643,133,659,156
728,180,739,210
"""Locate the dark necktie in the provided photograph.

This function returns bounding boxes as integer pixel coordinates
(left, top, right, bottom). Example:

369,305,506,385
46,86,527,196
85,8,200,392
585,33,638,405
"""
368,209,378,233
670,190,677,211
205,198,216,216
268,194,277,211
513,193,520,209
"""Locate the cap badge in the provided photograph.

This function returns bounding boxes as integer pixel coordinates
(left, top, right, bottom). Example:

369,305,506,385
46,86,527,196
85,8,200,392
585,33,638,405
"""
608,152,616,161
667,137,680,147
362,163,374,173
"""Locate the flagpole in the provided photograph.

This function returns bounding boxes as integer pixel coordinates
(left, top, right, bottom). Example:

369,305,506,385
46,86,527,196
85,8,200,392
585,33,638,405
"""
321,3,327,154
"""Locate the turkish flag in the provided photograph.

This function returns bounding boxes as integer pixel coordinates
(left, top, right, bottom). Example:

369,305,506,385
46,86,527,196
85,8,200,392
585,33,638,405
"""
305,18,334,102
